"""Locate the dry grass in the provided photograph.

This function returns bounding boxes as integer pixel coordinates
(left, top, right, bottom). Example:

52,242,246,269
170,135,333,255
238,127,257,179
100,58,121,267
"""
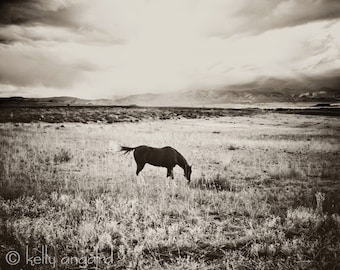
0,112,339,269
193,174,232,191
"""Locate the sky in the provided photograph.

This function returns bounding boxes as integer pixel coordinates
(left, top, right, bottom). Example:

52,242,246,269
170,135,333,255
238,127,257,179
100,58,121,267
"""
0,0,340,99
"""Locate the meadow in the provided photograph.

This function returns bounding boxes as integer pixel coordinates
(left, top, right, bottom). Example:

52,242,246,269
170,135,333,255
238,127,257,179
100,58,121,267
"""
0,110,339,269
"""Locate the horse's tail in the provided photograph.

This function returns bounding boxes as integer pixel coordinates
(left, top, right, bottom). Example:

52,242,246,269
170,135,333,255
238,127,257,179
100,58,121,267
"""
120,146,136,154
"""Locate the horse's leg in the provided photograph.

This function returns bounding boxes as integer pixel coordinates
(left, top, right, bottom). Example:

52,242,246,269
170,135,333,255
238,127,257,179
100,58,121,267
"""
136,163,145,175
166,167,176,188
136,163,146,185
171,168,177,187
166,168,171,178
167,168,175,179
170,168,174,179
164,168,170,187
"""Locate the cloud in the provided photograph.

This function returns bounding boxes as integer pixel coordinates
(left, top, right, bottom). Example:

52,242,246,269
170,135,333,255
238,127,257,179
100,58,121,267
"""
203,0,340,38
0,0,339,98
0,0,83,26
0,0,127,45
2,0,340,39
0,42,96,88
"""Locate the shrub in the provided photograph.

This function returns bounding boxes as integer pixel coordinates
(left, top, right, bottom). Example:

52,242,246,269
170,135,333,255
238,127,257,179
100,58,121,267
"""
228,145,238,150
53,149,72,163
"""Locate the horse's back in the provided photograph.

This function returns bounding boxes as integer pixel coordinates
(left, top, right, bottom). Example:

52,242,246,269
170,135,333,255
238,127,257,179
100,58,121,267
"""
162,146,175,150
135,145,150,152
159,146,178,157
135,145,175,153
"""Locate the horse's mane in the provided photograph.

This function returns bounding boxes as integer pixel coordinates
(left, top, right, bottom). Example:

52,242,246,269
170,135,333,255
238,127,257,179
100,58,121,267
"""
175,150,188,168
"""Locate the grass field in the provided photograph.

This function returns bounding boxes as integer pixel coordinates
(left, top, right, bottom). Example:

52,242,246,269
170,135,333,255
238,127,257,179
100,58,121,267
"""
0,111,340,269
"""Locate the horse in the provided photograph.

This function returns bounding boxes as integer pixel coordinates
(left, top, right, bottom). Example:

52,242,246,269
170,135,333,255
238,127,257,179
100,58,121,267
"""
120,145,192,183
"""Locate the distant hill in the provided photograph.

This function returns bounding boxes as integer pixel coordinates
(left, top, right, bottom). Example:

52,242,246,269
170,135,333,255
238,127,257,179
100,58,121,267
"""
114,87,340,106
113,75,340,106
1,85,339,107
0,96,116,106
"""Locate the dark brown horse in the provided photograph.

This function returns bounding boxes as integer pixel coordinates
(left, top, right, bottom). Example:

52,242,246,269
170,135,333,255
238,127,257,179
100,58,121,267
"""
120,145,192,183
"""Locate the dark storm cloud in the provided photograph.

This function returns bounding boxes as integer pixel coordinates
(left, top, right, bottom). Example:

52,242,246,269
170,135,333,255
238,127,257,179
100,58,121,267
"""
216,0,340,38
0,0,124,45
0,0,85,44
0,0,81,26
0,0,41,25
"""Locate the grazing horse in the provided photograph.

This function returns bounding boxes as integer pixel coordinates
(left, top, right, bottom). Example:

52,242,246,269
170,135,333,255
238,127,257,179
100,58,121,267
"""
120,145,192,183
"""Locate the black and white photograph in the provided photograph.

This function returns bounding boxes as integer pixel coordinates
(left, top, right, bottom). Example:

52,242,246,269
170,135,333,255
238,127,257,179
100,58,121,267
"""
0,0,340,269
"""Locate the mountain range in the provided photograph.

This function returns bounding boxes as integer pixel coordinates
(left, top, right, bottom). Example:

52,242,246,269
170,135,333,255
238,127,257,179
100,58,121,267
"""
112,87,340,106
1,85,340,107
113,76,340,106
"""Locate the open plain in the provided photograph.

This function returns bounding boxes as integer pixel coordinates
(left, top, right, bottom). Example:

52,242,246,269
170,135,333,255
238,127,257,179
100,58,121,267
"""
0,107,339,269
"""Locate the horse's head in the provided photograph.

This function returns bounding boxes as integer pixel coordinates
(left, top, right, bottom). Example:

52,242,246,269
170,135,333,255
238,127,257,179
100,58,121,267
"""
184,164,192,183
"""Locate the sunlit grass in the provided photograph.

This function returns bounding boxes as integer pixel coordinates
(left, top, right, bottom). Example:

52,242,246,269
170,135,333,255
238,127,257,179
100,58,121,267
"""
0,113,339,269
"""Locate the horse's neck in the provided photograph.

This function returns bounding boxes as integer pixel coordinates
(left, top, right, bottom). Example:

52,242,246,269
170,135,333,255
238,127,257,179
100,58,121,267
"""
176,152,188,169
